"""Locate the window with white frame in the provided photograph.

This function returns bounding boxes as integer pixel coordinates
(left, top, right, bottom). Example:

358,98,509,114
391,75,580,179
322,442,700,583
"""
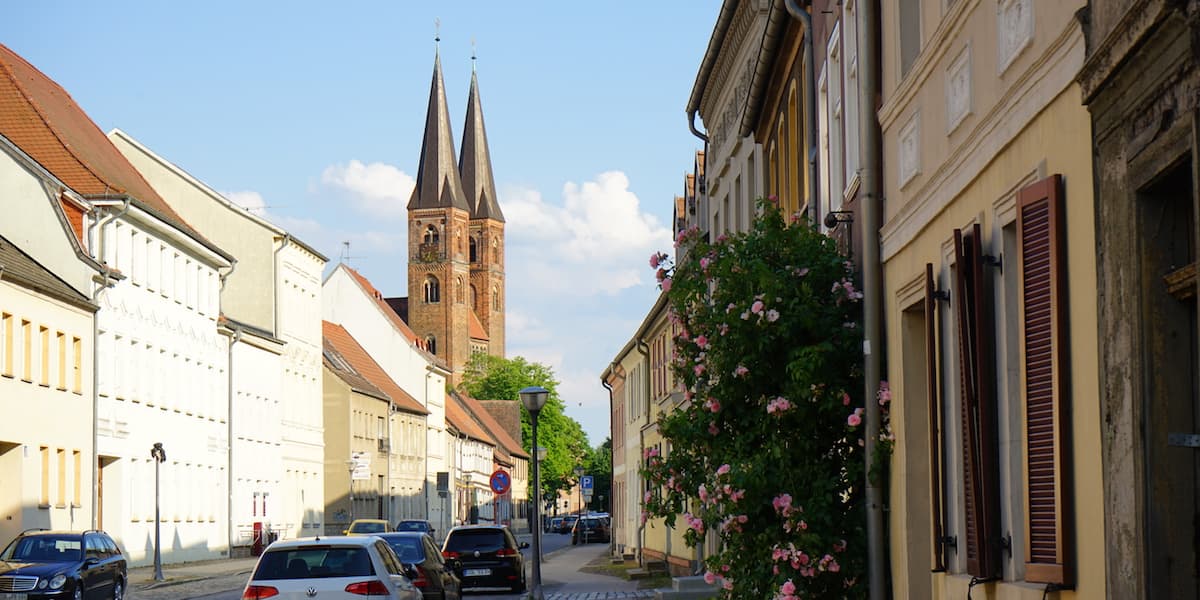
843,1,861,193
828,22,845,211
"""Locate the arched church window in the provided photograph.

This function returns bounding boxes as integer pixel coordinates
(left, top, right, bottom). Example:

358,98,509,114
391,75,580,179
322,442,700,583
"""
492,239,500,263
424,275,440,303
469,237,478,263
423,225,439,246
470,285,478,310
425,336,437,356
456,276,465,304
492,285,500,312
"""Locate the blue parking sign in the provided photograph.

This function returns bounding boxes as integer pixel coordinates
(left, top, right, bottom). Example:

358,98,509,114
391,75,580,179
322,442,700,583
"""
581,475,593,490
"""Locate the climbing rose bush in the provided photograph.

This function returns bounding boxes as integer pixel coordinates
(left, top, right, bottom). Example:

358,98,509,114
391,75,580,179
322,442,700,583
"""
642,202,866,598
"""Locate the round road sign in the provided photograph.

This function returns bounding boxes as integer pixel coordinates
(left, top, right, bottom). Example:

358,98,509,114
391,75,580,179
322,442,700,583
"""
489,469,511,495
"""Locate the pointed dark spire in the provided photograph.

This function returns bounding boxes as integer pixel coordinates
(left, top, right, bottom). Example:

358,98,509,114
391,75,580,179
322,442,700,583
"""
409,52,470,213
459,68,505,222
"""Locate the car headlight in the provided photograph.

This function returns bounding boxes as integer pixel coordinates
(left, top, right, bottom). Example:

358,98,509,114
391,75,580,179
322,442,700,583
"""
48,573,67,589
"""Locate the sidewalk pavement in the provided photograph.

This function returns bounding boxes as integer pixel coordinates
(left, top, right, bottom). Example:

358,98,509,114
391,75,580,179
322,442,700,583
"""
537,543,654,599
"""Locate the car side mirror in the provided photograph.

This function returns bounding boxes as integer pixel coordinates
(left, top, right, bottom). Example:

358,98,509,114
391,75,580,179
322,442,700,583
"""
83,557,100,568
342,530,348,535
403,564,419,579
519,541,529,549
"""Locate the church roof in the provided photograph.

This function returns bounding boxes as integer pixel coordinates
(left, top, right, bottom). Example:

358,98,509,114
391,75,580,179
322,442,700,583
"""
322,321,429,416
0,43,219,257
408,52,470,214
468,310,489,342
459,70,505,222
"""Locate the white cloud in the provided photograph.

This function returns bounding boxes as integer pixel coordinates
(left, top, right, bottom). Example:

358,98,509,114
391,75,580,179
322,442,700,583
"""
321,160,414,220
224,190,269,216
500,171,672,297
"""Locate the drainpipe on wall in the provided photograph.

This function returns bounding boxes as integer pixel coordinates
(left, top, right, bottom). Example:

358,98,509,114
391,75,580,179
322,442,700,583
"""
272,234,291,336
227,326,243,554
782,0,821,227
858,0,885,596
88,198,130,529
601,370,615,558
635,339,651,568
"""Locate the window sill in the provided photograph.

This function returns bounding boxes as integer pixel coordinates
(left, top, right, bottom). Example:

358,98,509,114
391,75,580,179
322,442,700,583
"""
37,503,50,510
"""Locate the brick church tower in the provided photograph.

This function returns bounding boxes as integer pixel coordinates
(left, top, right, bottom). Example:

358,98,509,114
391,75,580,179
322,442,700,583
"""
406,50,504,386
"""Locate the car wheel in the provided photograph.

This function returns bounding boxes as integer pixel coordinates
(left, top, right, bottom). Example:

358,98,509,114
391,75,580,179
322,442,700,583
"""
112,578,124,600
72,585,83,600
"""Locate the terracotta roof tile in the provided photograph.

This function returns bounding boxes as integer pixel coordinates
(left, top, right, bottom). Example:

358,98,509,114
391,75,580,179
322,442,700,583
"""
468,310,489,341
0,44,209,248
322,321,428,416
446,393,495,446
457,392,528,460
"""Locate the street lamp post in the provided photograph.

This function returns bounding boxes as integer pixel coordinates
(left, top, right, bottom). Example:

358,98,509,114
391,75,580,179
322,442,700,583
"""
520,386,549,600
150,443,167,582
346,459,356,525
535,446,547,564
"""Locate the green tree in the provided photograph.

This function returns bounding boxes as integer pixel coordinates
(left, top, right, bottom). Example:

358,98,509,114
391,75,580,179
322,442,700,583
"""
460,354,591,502
584,438,613,513
641,203,870,598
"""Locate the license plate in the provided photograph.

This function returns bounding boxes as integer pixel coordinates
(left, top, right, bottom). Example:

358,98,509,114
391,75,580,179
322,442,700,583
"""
463,568,491,577
0,594,27,600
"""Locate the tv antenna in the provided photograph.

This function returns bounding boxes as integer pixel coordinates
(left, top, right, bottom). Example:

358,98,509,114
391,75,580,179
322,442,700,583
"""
339,241,361,266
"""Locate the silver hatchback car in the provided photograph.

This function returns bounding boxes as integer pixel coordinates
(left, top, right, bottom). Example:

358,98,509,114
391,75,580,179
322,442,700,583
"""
242,535,421,599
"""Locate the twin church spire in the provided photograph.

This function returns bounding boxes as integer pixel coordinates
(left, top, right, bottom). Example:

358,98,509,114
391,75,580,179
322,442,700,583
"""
407,49,504,223
406,46,505,384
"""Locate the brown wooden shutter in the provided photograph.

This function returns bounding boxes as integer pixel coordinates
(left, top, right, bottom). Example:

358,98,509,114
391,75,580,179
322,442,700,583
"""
926,263,946,572
1018,174,1073,585
953,224,1001,578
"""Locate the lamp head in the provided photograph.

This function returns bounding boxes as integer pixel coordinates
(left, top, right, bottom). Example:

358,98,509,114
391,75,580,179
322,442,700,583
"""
519,386,550,413
824,211,839,229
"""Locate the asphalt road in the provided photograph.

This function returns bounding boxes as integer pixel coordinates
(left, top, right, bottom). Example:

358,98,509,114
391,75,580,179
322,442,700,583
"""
170,532,580,600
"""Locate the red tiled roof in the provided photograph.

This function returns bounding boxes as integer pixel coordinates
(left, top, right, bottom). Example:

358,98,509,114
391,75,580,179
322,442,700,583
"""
468,310,489,341
0,44,206,245
322,321,428,416
446,393,495,446
458,392,529,460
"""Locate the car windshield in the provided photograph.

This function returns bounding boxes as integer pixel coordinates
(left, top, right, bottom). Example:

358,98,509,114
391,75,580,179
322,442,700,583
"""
253,546,374,580
1,536,83,562
348,521,387,534
444,530,506,553
395,522,428,532
580,518,599,527
382,537,425,564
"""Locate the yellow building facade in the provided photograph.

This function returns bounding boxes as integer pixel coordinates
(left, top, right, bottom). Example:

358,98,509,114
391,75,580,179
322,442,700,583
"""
878,0,1102,597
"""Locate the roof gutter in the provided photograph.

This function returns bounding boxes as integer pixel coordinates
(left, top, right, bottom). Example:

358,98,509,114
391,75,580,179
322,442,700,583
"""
686,0,739,143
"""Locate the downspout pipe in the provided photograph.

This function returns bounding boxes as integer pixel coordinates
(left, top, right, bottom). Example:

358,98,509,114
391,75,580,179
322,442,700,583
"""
635,339,651,568
272,234,291,336
601,368,616,558
89,198,130,529
858,0,886,596
782,0,821,227
227,326,243,555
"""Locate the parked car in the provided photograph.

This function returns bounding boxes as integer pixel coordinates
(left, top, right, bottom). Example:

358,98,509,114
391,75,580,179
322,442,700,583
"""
393,519,436,540
241,535,420,599
343,518,391,536
571,516,611,544
440,525,527,593
376,532,460,600
554,515,578,534
545,517,563,533
0,529,127,600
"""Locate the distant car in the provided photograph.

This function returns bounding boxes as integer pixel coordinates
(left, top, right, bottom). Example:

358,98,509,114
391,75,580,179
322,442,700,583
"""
344,518,391,536
376,532,461,600
545,517,563,533
571,517,611,545
0,529,127,600
241,535,420,600
394,519,436,539
554,515,578,534
440,525,527,593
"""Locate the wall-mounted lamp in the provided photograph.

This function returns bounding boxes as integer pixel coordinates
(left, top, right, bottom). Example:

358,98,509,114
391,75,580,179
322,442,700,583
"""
823,210,854,230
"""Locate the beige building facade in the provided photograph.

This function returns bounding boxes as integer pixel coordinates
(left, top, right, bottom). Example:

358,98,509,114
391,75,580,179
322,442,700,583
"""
878,0,1101,597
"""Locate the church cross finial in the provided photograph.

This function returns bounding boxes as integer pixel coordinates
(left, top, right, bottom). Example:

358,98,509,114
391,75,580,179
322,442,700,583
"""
471,36,477,72
435,17,441,48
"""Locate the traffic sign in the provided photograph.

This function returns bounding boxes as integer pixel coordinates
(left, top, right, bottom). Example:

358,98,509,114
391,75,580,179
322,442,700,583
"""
580,475,593,490
351,452,372,481
489,469,511,495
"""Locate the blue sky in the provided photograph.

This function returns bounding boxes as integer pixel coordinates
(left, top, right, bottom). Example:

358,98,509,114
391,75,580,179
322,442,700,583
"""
3,2,720,445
